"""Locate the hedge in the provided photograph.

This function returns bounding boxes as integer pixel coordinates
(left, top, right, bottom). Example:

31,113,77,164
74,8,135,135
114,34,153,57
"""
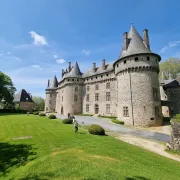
33,112,39,115
62,118,73,124
0,109,27,113
111,119,124,125
48,114,56,119
88,124,105,135
39,113,46,116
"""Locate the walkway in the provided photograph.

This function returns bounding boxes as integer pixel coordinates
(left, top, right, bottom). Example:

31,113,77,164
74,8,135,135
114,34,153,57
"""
56,114,171,143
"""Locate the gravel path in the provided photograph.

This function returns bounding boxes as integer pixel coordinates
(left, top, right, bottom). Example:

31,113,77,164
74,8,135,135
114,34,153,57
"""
56,114,171,143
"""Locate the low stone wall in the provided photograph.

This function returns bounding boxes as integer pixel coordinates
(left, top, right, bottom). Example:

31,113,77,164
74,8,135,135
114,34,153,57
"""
170,121,180,150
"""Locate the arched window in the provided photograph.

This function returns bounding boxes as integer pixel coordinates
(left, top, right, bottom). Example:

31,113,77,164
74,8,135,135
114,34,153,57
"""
106,82,110,89
74,94,78,102
95,84,99,90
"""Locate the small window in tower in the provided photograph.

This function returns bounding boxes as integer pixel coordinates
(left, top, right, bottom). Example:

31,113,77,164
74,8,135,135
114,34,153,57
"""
77,79,79,81
67,79,69,81
75,86,78,92
117,64,119,67
106,82,110,89
86,104,89,112
153,88,159,100
86,94,89,102
106,104,110,114
106,74,109,76
135,57,139,61
106,92,111,101
147,57,150,61
72,79,74,81
91,78,93,80
95,84,99,90
123,106,129,117
95,93,99,101
96,76,98,79
124,60,126,64
62,96,63,101
87,86,90,91
74,94,78,102
101,75,103,78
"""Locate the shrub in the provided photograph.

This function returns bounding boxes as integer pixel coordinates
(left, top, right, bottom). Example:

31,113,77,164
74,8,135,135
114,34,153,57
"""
88,124,105,135
0,109,27,113
62,118,73,124
39,113,46,116
112,119,124,125
48,114,56,119
33,112,39,115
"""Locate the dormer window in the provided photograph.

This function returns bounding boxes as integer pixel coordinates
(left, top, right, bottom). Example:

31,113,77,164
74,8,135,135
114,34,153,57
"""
135,57,139,61
117,64,119,67
124,60,126,64
147,57,150,61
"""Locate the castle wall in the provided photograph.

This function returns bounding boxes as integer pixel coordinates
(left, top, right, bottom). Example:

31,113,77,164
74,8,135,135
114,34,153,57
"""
45,89,57,112
56,78,83,116
166,87,180,115
115,54,162,127
19,102,34,112
82,72,117,116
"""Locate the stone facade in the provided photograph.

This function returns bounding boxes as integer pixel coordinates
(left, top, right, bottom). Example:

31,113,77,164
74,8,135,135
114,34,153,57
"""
170,121,180,150
19,102,34,112
45,25,163,127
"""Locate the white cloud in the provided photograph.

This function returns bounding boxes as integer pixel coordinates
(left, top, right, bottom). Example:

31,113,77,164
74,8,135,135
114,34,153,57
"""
82,49,90,56
160,41,180,53
31,64,43,70
29,31,48,46
56,58,66,64
53,55,58,58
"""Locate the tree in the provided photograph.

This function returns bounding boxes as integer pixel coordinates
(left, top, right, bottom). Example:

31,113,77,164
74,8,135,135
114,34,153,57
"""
0,72,16,105
32,96,45,111
159,57,180,80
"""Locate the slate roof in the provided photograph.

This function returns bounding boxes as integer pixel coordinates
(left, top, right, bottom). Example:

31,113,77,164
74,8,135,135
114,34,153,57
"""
119,25,152,59
63,61,82,78
82,62,114,78
14,89,34,102
48,76,58,89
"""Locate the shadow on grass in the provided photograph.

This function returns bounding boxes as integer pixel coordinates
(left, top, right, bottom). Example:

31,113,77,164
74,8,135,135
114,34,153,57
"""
125,176,151,180
0,142,37,175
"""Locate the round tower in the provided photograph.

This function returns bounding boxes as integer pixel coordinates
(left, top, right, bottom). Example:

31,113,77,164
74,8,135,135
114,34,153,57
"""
114,25,162,127
56,61,83,115
45,76,58,113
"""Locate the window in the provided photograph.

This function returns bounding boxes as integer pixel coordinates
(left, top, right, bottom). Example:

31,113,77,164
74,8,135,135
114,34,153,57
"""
153,88,159,100
86,104,89,112
91,78,93,80
87,86,90,91
155,106,159,117
77,79,79,82
106,104,110,114
135,57,139,61
75,86,78,92
72,79,74,81
86,94,89,102
106,92,111,101
101,75,103,78
106,74,109,76
62,96,63,101
95,84,99,90
95,93,99,101
106,82,110,89
117,64,119,67
68,79,69,81
74,94,78,102
46,107,48,111
123,106,129,117
49,100,52,104
124,60,126,64
147,57,150,61
96,77,98,79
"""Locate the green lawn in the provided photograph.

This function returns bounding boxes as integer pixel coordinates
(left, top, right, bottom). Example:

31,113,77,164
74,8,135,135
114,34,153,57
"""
0,114,179,180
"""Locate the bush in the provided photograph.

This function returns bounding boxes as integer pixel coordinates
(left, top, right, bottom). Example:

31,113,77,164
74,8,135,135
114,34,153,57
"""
88,124,105,135
33,112,39,115
62,118,73,124
112,119,124,125
48,114,56,119
0,109,27,113
39,113,46,116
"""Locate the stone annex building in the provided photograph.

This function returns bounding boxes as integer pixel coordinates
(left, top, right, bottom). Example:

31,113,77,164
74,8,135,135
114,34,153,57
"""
45,25,164,127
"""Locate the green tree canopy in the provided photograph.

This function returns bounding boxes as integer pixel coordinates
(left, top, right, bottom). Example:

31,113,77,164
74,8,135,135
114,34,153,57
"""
159,57,180,80
0,72,16,104
32,96,45,111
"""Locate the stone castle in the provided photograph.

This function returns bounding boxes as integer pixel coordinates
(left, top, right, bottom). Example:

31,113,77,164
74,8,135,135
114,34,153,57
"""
45,25,163,127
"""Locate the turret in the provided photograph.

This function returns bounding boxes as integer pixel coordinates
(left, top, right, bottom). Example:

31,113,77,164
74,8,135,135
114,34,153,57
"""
114,24,162,127
102,59,106,70
92,63,96,72
68,62,72,72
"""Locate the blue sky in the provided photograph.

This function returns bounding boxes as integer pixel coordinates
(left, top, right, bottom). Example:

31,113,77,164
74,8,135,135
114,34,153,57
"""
1,0,180,98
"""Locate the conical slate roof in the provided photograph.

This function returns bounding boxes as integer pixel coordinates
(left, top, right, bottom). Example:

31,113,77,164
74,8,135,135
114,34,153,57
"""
14,89,33,102
64,61,82,78
48,75,58,88
120,25,151,59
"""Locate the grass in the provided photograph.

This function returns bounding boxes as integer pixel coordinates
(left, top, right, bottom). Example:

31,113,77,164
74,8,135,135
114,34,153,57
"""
166,149,180,155
79,114,93,116
0,114,180,180
111,119,124,125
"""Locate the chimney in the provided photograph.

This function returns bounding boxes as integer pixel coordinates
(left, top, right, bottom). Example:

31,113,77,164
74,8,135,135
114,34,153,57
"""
123,32,128,51
102,59,106,70
143,29,150,49
68,62,71,72
47,80,50,87
62,69,64,78
92,63,96,72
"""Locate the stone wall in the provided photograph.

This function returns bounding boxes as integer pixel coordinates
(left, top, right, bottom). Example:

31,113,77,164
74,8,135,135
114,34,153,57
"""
82,72,117,116
171,121,180,150
167,87,180,115
20,102,34,112
45,89,57,112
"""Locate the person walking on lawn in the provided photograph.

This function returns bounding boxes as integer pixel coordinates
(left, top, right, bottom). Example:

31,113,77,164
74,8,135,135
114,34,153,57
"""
74,120,78,133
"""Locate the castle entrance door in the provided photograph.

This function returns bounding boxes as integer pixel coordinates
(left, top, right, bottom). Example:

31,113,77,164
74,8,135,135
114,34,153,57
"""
95,104,99,114
61,107,64,115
